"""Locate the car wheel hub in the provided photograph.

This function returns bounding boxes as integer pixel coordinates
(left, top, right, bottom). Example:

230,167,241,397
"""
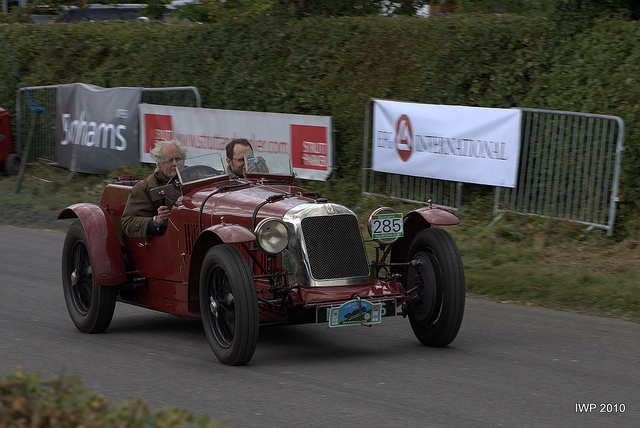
408,253,438,324
71,270,79,287
209,296,218,318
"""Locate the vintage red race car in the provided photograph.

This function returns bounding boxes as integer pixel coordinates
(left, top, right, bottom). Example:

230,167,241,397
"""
58,152,465,365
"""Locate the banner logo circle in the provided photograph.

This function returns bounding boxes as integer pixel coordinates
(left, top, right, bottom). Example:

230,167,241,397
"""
394,114,413,162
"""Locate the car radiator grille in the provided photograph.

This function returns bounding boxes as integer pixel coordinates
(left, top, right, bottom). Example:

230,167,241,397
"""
301,214,370,280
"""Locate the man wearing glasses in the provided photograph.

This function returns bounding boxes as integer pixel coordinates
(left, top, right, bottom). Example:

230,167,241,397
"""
225,138,254,178
225,138,268,178
122,140,187,238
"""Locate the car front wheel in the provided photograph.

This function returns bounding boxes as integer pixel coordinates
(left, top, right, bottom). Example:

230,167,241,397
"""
404,227,465,347
199,244,259,366
62,220,117,333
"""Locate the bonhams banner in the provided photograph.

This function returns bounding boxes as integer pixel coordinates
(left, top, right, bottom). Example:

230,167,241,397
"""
56,83,141,173
372,99,522,188
139,104,333,181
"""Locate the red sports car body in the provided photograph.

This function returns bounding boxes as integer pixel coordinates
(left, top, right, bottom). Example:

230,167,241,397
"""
59,152,465,365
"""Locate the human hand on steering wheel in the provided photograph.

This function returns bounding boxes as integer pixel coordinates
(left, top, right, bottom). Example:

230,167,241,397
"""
155,205,170,227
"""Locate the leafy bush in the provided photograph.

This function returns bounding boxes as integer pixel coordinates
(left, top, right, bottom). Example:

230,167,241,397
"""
0,367,222,428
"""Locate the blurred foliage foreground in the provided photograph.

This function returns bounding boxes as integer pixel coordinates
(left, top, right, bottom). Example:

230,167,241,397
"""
0,367,223,428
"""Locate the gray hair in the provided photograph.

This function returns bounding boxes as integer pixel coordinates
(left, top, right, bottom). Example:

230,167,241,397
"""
150,140,187,166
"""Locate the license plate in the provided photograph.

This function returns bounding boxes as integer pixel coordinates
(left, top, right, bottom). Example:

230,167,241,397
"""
327,299,383,328
370,212,404,240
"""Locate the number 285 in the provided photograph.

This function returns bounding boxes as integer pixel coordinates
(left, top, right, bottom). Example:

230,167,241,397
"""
372,218,402,233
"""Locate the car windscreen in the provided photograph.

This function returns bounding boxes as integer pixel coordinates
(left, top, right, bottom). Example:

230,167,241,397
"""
177,153,227,184
244,152,294,177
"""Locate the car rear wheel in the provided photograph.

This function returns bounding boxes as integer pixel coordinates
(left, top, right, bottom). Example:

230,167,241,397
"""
199,244,259,366
404,228,465,347
5,153,20,176
62,220,117,333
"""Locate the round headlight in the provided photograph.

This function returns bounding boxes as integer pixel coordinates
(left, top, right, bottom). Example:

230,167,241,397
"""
255,218,289,255
367,207,402,246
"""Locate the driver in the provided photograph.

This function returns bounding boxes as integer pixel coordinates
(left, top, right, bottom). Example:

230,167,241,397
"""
225,138,253,178
121,140,187,238
225,138,268,178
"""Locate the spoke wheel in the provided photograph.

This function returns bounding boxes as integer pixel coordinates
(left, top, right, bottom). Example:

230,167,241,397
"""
199,245,258,366
404,228,465,347
62,221,116,333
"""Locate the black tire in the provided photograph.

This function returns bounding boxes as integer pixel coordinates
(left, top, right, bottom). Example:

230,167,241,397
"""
404,228,465,347
5,153,20,176
62,221,117,333
199,244,259,365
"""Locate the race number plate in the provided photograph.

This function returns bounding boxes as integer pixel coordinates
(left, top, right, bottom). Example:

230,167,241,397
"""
370,212,403,240
328,299,383,328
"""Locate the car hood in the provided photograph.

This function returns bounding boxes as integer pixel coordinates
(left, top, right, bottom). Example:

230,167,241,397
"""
180,179,326,229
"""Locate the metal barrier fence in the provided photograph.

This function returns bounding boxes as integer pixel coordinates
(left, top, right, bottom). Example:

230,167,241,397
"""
361,104,624,235
16,85,201,164
495,108,624,236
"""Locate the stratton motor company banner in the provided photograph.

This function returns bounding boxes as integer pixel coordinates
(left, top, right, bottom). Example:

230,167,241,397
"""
372,99,522,188
56,83,141,173
139,104,333,181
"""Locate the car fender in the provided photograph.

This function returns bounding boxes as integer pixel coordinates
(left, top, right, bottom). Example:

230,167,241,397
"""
205,223,256,244
187,223,256,313
390,206,460,272
406,206,460,228
58,203,127,286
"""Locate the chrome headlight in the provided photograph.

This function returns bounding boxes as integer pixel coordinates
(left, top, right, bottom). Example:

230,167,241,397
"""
255,218,289,254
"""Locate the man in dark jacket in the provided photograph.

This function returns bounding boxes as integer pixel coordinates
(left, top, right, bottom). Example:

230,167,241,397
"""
121,140,186,238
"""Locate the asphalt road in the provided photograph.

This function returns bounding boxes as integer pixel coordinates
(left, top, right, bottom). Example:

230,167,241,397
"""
1,225,638,427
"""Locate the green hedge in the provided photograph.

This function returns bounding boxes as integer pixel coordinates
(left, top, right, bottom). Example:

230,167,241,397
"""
1,15,638,230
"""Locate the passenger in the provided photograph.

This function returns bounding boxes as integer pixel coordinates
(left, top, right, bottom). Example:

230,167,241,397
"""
121,140,186,238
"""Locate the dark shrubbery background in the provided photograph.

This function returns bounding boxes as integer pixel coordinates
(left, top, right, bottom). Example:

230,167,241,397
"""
1,11,639,231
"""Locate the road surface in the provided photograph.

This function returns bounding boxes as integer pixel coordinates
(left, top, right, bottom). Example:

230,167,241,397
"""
0,225,638,427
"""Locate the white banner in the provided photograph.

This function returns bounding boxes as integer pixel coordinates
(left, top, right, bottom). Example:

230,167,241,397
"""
372,100,522,188
139,104,333,181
